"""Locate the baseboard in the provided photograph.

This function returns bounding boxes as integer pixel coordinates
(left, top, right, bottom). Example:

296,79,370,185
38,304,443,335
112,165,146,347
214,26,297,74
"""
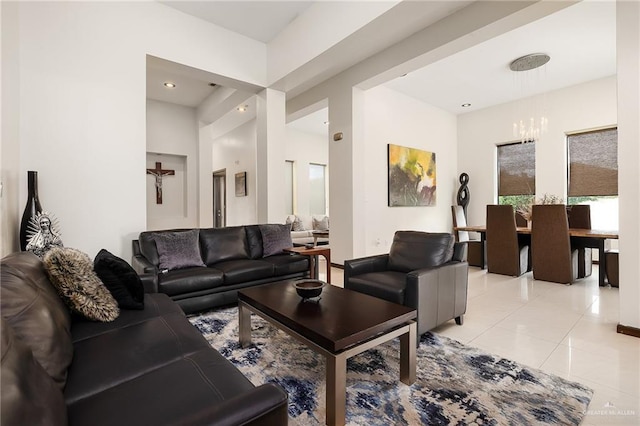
617,323,640,338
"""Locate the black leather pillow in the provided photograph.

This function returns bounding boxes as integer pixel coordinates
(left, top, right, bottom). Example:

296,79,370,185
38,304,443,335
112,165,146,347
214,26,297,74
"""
94,249,144,310
388,231,454,272
245,225,264,259
153,230,205,271
199,227,250,265
259,224,293,257
44,247,120,322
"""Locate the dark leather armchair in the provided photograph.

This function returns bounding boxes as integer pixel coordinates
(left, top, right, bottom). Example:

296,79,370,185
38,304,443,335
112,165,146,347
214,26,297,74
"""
344,231,468,340
451,205,484,267
567,204,593,278
486,205,530,276
531,204,579,284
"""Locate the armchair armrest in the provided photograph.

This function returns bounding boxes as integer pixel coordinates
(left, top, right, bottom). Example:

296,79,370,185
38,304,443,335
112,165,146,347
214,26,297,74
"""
405,261,468,336
132,240,157,275
181,383,288,426
344,254,389,288
139,273,158,293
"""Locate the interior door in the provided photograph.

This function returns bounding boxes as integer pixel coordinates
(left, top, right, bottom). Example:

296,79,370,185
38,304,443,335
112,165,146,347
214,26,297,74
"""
213,170,226,228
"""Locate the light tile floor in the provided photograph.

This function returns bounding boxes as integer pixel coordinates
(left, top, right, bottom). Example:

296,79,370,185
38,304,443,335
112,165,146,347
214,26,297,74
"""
320,261,640,425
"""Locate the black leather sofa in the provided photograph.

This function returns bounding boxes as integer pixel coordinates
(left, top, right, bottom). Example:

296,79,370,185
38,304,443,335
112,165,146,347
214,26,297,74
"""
132,225,309,314
344,231,469,340
0,252,288,426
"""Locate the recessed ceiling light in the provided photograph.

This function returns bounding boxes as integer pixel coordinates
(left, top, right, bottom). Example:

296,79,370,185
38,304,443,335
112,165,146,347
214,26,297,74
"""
164,82,176,88
461,103,471,108
237,105,248,112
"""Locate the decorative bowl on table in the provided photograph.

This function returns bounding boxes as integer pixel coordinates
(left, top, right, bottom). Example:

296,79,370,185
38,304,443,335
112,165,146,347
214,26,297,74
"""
292,279,326,300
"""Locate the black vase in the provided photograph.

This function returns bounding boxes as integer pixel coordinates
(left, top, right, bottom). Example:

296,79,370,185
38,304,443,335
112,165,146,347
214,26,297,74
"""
19,171,43,251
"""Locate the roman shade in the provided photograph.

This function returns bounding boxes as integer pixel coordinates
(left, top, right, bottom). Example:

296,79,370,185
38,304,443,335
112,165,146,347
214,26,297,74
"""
568,128,618,197
497,142,535,196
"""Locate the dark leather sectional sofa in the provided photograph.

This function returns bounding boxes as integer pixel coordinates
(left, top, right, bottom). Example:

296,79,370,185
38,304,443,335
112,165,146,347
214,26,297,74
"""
0,252,288,425
132,225,309,314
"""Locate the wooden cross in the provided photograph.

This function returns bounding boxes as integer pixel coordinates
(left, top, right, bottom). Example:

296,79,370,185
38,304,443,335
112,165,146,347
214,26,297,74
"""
146,162,175,204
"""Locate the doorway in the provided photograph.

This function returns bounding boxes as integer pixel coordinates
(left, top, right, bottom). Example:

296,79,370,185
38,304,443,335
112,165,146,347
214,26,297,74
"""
213,170,226,228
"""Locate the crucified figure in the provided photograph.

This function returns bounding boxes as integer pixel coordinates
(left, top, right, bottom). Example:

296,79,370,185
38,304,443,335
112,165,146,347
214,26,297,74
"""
146,162,175,204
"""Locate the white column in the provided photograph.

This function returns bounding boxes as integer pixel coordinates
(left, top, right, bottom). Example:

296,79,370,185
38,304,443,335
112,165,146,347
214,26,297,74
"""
256,88,287,223
617,0,640,330
328,86,366,264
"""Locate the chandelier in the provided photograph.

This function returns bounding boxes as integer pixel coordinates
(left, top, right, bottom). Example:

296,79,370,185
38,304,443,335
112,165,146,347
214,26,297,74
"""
510,53,550,143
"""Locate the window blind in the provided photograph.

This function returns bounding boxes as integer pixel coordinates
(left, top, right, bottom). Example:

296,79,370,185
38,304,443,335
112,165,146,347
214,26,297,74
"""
568,128,618,197
497,142,535,196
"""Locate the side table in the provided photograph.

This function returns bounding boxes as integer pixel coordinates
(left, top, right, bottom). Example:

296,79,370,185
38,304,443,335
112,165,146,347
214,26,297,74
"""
284,246,331,284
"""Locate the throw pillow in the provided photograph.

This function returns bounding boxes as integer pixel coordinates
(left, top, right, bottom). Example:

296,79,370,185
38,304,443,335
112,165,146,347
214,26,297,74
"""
153,230,205,271
259,224,293,257
312,216,329,231
292,216,306,231
43,247,119,322
93,249,144,310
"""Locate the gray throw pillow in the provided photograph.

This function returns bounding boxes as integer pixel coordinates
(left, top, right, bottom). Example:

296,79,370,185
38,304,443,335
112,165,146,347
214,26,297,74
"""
292,216,306,231
153,230,205,271
313,216,329,231
44,247,120,322
259,224,293,257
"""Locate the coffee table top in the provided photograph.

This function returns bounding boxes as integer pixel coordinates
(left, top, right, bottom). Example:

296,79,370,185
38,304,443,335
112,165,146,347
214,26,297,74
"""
238,280,416,353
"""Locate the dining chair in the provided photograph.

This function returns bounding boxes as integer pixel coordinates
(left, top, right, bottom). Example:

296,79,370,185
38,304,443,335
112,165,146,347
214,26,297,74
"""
451,205,484,267
567,204,593,278
486,205,530,276
531,204,579,284
515,211,528,227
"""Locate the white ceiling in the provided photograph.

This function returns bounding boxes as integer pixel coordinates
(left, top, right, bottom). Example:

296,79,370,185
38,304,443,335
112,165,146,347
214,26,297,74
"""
149,0,617,133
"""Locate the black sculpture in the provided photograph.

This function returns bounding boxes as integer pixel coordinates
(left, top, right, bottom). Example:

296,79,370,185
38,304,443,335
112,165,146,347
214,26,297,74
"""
457,173,470,218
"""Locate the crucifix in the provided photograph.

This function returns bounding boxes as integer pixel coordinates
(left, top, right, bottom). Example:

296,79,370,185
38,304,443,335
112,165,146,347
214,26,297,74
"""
146,162,175,204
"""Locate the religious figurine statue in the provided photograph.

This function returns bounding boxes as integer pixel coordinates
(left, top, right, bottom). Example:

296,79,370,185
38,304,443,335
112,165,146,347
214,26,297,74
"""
457,173,470,218
26,211,63,259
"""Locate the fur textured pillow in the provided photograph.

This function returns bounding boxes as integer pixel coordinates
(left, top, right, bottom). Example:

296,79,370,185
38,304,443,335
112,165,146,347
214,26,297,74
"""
259,224,293,257
44,247,119,322
94,249,144,310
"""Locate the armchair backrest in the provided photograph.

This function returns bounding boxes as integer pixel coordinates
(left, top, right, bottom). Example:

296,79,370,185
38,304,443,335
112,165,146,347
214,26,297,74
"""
388,231,454,272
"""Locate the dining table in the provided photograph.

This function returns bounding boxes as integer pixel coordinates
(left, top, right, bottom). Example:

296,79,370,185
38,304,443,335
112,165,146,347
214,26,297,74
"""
454,225,619,287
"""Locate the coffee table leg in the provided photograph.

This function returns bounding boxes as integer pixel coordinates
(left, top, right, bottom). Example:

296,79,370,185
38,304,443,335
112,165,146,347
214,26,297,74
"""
326,353,347,426
400,322,417,385
238,303,252,348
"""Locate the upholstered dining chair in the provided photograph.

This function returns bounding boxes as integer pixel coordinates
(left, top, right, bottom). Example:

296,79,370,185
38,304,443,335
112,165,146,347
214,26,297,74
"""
486,205,530,276
451,205,484,267
567,204,593,278
531,204,579,284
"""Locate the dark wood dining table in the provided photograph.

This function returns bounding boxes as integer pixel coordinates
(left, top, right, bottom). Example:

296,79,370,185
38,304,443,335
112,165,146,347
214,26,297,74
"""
455,225,619,287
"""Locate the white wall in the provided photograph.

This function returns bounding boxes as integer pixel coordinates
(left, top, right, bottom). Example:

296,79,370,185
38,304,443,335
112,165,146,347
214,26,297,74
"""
457,76,617,227
284,127,329,218
1,1,20,257
7,1,266,259
210,120,258,226
362,86,458,256
146,100,198,230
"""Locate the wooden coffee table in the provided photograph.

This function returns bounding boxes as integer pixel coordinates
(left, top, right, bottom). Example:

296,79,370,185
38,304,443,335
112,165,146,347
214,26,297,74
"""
238,281,416,426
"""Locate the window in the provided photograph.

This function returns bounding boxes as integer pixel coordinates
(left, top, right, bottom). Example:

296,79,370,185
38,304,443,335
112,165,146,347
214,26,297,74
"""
309,163,326,215
497,141,535,206
567,127,618,230
285,160,294,215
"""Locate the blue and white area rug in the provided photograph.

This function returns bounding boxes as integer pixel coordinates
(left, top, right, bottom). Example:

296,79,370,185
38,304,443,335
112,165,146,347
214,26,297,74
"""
189,307,593,425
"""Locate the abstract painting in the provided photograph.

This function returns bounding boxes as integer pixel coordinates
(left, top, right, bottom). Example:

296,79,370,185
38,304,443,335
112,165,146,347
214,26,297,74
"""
388,143,436,206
